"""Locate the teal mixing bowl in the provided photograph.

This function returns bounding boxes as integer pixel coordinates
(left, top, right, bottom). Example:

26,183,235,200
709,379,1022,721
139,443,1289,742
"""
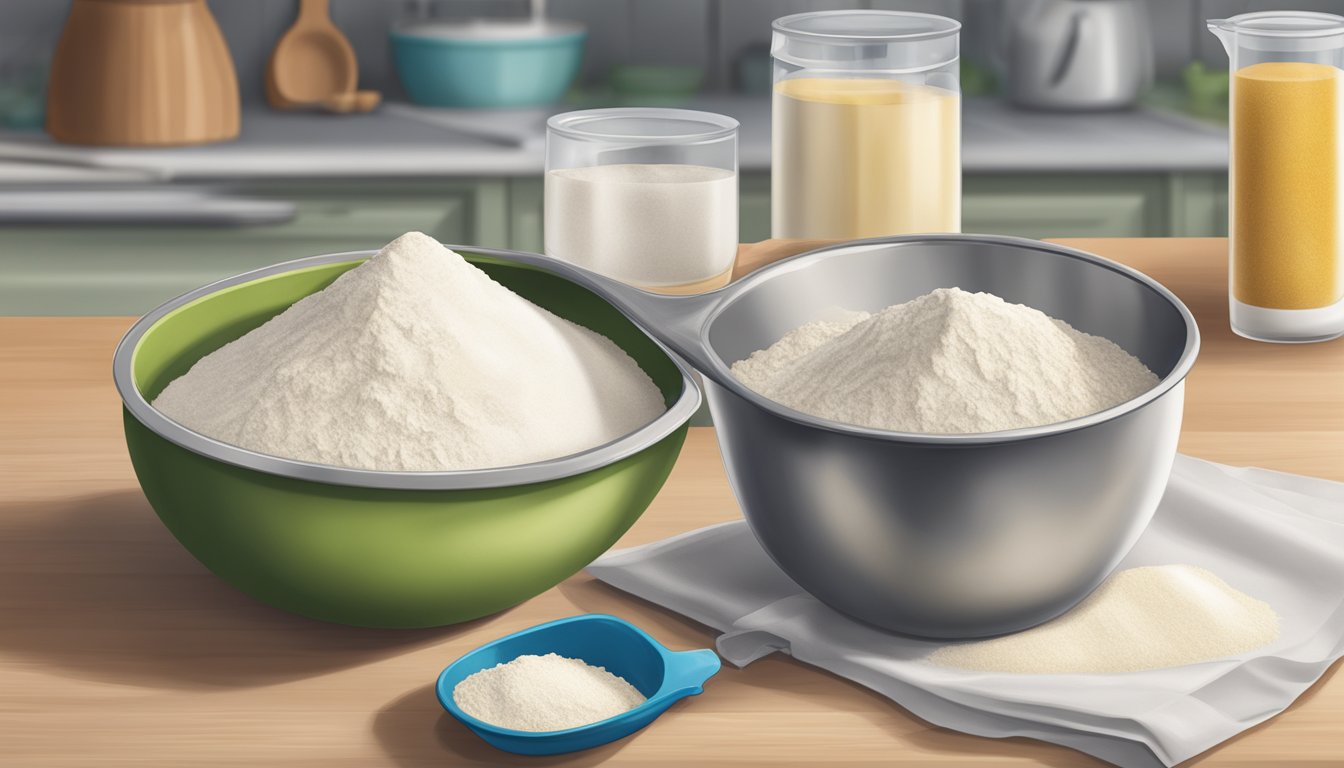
391,21,586,108
111,248,699,628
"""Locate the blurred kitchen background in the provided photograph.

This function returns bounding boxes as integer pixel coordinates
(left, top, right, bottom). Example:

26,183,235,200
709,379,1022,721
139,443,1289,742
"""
0,0,1315,314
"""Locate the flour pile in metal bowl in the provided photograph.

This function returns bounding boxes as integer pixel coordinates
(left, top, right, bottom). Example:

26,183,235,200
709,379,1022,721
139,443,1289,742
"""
732,287,1158,434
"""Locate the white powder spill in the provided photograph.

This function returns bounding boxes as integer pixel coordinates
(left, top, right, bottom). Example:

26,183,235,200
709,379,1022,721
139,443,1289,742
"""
929,565,1281,674
545,163,738,289
731,287,1159,434
152,232,666,472
453,653,646,732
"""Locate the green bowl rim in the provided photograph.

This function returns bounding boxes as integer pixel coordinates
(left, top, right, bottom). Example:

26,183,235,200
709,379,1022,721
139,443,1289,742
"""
111,246,701,491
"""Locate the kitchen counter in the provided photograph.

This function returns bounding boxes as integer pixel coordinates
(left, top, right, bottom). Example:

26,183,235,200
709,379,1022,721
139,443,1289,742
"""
1,238,1338,767
0,97,1227,183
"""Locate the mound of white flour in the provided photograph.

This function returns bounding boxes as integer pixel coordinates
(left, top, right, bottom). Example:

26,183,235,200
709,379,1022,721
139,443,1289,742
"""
453,653,646,732
152,232,665,471
731,287,1158,434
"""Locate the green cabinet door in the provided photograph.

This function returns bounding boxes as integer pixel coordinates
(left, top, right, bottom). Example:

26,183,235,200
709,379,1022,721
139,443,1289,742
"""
1168,173,1228,237
0,180,509,316
507,177,545,254
739,172,1216,242
963,175,1168,239
739,174,772,243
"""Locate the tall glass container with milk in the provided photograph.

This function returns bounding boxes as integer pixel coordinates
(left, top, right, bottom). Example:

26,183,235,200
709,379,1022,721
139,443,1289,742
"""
1208,12,1344,343
771,11,961,240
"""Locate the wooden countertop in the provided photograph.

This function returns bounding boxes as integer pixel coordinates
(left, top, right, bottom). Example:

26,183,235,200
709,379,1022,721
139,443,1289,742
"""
1,238,1340,767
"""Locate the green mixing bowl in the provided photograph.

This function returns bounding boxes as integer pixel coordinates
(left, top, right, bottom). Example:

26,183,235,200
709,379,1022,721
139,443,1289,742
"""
112,248,700,628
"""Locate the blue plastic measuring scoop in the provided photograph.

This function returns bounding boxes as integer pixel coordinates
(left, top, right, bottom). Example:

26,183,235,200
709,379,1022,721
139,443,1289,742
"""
436,614,722,756
435,613,720,758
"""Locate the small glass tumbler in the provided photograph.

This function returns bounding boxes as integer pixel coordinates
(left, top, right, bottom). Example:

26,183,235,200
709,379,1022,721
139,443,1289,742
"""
545,108,739,294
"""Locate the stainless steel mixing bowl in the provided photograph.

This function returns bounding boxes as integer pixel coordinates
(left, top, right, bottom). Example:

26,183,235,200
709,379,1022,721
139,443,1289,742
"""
550,235,1200,638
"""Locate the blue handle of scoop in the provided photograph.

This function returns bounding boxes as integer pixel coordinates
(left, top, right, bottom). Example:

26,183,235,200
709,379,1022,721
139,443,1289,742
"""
655,648,722,700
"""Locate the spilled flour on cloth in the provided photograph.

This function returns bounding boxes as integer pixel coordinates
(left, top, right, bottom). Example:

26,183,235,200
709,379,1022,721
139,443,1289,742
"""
930,565,1280,674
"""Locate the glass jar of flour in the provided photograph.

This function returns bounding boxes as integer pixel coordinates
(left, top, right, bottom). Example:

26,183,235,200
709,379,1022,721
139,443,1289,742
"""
545,108,739,294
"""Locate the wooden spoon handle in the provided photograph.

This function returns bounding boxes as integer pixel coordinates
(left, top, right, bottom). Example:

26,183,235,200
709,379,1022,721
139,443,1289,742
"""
299,0,331,20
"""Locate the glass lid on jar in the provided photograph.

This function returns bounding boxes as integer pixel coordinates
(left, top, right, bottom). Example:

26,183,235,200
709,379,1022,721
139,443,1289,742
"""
547,108,739,146
771,10,960,72
1209,11,1344,39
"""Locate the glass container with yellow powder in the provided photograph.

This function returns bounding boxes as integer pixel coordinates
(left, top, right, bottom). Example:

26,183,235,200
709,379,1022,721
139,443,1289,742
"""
770,11,961,240
1209,12,1344,343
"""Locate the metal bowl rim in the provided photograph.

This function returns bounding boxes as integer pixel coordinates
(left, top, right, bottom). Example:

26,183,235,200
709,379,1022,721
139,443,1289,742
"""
697,233,1201,445
111,247,702,491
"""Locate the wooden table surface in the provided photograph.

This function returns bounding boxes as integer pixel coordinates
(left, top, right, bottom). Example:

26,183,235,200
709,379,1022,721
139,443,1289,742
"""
1,238,1341,767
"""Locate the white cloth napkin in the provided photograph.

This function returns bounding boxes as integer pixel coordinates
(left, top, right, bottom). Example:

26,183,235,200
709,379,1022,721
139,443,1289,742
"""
588,455,1344,767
